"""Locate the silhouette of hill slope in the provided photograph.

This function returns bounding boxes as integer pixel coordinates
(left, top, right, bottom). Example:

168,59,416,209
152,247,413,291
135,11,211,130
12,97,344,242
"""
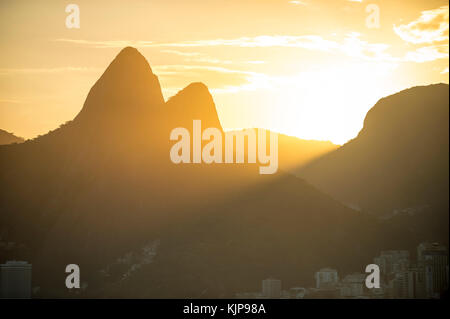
297,84,449,218
0,48,445,297
277,134,338,170
0,129,24,145
296,84,449,249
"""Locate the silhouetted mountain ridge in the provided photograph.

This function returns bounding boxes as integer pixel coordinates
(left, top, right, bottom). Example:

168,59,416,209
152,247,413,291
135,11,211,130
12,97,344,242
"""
166,82,222,130
0,48,446,298
74,46,164,135
0,129,24,145
298,83,449,221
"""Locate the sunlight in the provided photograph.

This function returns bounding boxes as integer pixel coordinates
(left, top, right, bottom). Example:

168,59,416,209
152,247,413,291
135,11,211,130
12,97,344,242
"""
273,61,399,144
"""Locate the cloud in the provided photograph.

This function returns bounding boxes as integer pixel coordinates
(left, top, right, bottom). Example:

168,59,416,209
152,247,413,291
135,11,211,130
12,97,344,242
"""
161,50,234,64
54,39,154,48
55,35,339,51
340,32,392,61
404,44,449,63
156,34,394,62
393,6,449,65
246,61,265,64
289,1,307,5
153,65,270,92
159,50,202,57
55,32,447,67
54,34,397,64
441,67,449,74
0,99,25,104
155,34,400,65
394,6,449,44
152,35,341,51
0,67,100,75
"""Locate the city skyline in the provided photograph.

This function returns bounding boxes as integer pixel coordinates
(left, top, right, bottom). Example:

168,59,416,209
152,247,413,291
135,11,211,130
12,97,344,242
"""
235,242,449,299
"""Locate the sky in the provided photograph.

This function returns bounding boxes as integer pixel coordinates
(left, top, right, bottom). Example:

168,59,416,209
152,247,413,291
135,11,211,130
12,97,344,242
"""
0,0,448,144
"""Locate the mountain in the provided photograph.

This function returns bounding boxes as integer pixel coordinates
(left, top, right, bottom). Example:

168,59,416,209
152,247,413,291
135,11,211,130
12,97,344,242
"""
0,129,24,145
297,84,449,243
0,48,445,297
277,135,338,170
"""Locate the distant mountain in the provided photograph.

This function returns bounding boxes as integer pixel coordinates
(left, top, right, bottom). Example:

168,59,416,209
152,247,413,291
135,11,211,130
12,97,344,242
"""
0,129,24,145
277,134,338,170
164,81,338,169
0,48,446,298
297,84,449,237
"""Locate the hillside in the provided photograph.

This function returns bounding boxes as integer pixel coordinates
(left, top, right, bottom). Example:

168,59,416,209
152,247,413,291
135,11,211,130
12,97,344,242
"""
0,129,24,145
0,48,445,297
297,84,449,218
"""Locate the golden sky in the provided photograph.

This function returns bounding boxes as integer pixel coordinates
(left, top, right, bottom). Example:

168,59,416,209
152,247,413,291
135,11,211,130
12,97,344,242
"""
0,0,448,144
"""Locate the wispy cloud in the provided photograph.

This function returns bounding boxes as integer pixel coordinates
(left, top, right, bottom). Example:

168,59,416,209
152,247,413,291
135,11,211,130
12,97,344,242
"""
55,34,391,61
157,34,404,63
154,64,270,92
54,30,449,70
161,49,233,64
393,5,449,68
0,67,101,75
0,99,25,104
339,32,392,61
55,35,339,51
54,39,154,48
394,6,449,44
159,50,202,57
404,44,449,63
289,1,307,5
152,35,341,51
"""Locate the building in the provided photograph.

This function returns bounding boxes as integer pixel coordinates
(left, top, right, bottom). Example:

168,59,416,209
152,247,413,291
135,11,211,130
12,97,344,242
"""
373,250,409,277
340,273,366,298
315,268,339,289
288,287,306,299
262,278,281,298
391,271,417,298
424,264,434,298
417,242,449,298
307,288,341,299
408,264,426,299
0,261,32,299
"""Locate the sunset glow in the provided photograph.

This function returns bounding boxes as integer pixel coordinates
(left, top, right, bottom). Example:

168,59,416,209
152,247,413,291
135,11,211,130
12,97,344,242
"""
0,0,448,144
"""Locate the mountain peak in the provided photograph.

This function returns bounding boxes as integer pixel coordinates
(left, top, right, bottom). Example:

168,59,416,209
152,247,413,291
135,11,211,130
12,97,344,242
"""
107,46,154,74
359,83,449,139
73,47,164,130
117,46,141,56
166,82,222,130
182,82,210,93
168,82,214,105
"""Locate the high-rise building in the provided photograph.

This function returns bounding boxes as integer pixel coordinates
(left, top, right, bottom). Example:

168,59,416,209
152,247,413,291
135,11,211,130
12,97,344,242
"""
374,250,409,277
0,261,32,299
392,271,416,298
417,242,449,298
262,278,281,298
340,273,366,298
424,264,434,298
408,264,426,299
315,268,339,289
